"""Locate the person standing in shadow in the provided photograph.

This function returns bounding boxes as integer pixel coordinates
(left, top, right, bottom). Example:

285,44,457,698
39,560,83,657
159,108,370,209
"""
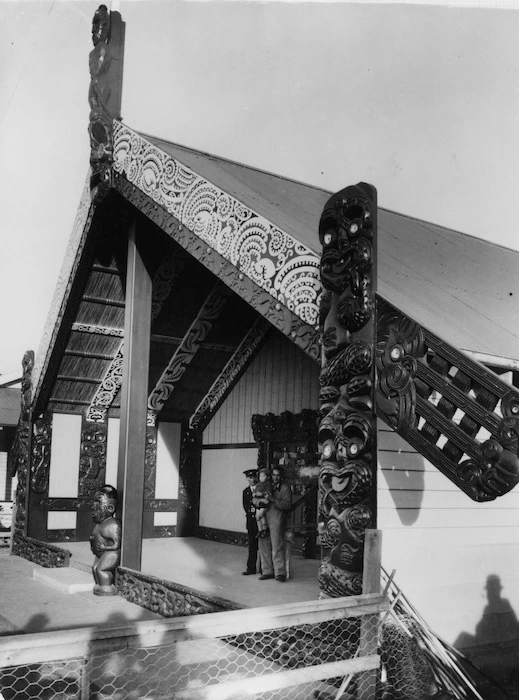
242,469,259,575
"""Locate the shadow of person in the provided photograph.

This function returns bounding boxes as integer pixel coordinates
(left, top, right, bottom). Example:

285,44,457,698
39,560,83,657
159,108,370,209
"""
455,574,519,695
22,613,50,633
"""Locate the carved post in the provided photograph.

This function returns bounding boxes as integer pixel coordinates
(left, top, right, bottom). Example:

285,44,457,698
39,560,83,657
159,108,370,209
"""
317,183,378,597
177,427,202,537
12,351,34,541
88,4,125,204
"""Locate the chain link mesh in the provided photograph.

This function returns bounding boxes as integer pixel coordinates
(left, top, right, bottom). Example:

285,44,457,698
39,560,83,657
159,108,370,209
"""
0,608,381,699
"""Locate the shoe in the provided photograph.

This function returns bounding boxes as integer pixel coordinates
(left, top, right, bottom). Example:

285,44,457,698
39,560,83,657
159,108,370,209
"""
275,575,286,582
242,570,256,575
258,574,274,580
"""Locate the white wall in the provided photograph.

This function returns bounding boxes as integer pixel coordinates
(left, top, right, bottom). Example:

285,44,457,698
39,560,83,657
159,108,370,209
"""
199,447,258,532
378,420,519,648
48,413,82,497
154,422,181,527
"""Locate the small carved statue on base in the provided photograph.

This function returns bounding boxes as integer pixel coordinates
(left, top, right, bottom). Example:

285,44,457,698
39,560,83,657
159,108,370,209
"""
90,485,121,596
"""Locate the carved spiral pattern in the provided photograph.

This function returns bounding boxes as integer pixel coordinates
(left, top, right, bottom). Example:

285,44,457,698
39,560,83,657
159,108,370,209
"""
318,185,377,599
114,123,320,326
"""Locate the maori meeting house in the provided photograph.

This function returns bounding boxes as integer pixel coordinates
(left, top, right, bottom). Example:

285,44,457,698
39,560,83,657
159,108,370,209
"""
7,4,519,663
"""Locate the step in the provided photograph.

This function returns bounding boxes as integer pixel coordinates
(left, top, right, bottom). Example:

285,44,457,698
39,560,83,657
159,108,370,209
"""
33,566,94,594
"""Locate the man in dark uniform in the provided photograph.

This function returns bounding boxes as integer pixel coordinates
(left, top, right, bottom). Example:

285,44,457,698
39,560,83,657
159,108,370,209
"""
242,469,259,575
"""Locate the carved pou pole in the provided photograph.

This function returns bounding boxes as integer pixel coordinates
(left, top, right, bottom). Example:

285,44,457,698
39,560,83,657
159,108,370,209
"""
90,485,121,596
317,183,377,598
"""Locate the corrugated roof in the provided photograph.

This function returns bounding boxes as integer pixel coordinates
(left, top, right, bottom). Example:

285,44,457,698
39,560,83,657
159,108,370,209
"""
0,388,20,426
145,133,519,363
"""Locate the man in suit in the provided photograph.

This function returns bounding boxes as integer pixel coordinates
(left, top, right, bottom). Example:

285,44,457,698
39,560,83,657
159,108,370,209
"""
242,469,259,575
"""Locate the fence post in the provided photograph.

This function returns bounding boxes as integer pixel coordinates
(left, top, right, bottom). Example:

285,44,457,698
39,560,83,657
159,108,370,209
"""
358,529,382,698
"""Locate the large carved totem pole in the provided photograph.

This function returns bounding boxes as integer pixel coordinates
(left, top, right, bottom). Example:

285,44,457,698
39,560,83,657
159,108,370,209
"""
317,183,377,598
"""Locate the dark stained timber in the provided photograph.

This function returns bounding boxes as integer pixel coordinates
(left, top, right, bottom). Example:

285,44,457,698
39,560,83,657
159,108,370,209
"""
375,298,519,501
317,183,378,598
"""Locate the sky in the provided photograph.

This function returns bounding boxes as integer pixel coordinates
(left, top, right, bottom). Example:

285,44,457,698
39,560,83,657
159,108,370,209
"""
1,0,518,377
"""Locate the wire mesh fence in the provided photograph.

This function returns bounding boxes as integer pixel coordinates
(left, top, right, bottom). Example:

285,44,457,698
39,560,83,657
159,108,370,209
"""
0,594,386,700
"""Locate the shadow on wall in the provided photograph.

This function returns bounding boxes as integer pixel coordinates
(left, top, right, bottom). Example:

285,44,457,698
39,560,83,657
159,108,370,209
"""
454,574,519,686
379,444,425,526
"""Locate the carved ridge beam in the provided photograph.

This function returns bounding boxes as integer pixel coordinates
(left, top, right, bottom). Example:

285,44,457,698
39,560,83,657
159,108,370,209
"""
112,122,321,342
148,283,231,424
375,298,519,501
86,254,186,423
189,317,271,431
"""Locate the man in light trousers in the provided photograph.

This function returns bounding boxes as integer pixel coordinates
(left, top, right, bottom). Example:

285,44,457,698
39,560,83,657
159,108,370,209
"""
258,466,292,582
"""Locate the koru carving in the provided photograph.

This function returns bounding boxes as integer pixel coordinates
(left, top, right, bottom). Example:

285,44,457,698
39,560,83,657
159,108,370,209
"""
375,299,519,501
317,184,377,598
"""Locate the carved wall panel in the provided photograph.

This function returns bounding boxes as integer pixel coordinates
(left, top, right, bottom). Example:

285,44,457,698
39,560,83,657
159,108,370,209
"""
375,298,519,501
317,183,378,598
177,428,202,536
31,413,53,496
78,419,107,496
12,350,34,537
114,172,319,361
144,424,158,499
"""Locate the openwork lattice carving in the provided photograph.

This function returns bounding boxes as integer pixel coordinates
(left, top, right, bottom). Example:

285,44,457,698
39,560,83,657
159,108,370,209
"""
12,535,71,568
88,5,124,204
113,123,321,328
317,184,378,598
375,298,519,501
116,567,239,617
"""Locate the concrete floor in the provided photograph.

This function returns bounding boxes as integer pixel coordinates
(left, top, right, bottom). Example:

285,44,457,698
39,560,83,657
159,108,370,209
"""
61,537,322,609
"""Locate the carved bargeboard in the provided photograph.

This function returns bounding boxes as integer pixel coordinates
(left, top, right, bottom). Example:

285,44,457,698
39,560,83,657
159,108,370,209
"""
375,298,519,501
317,183,378,597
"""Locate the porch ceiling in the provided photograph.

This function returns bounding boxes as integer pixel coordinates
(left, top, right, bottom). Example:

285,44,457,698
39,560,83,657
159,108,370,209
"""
44,206,266,423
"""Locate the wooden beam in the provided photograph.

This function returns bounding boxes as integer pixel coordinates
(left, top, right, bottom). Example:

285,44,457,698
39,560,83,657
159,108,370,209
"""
147,283,230,421
81,295,125,307
117,219,152,571
64,349,116,361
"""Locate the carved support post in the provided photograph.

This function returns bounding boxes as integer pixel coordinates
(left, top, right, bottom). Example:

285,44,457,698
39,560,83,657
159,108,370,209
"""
177,426,202,537
12,351,34,541
317,183,378,597
27,411,53,540
117,218,152,570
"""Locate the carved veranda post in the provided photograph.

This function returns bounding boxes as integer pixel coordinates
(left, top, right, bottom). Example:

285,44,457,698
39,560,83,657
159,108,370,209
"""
12,351,34,541
317,184,378,597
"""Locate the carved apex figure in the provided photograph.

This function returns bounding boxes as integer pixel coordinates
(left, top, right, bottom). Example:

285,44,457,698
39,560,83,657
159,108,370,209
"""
317,184,377,598
88,4,124,204
90,485,121,596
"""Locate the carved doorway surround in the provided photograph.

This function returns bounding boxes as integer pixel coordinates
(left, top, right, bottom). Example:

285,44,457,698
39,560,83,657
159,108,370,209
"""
251,410,320,559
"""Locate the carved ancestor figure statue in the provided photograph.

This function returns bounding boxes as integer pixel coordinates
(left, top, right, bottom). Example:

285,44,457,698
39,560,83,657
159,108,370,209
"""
90,485,121,596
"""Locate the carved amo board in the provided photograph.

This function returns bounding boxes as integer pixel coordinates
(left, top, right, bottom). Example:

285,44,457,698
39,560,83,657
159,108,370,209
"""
375,298,519,501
